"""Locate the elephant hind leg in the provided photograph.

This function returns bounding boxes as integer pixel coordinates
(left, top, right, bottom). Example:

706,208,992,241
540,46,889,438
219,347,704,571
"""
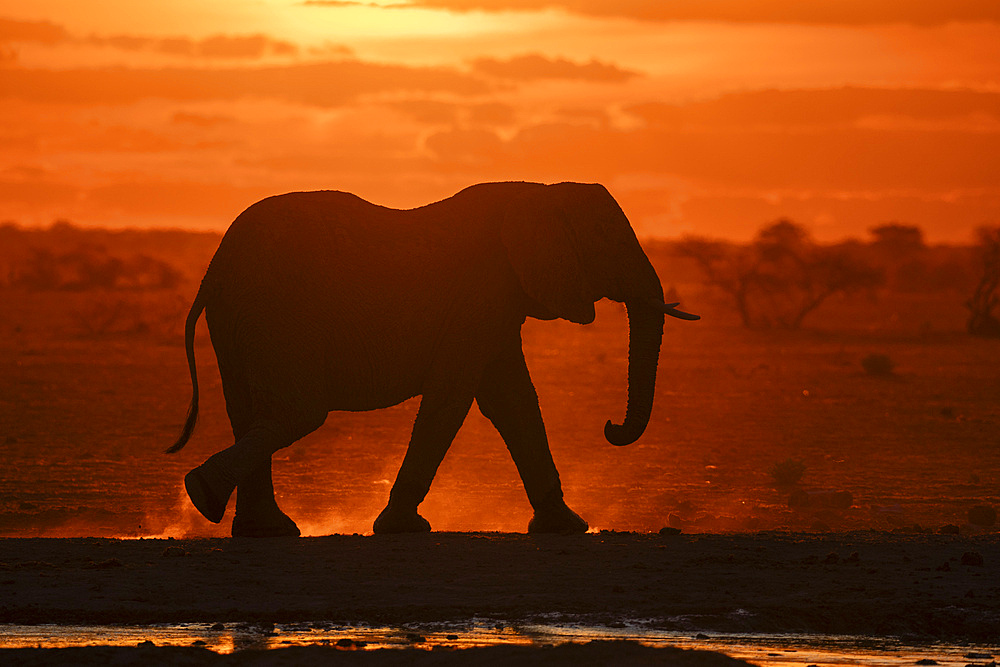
232,460,300,537
184,419,292,526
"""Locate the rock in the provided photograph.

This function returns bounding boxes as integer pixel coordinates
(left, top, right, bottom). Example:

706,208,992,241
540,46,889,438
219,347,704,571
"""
968,505,997,527
446,634,459,641
961,551,984,567
935,562,951,572
938,524,961,535
406,633,425,643
965,652,994,660
137,640,155,648
658,526,682,536
845,552,861,564
192,640,207,646
161,546,189,557
335,638,353,647
210,623,225,631
915,660,937,665
824,552,840,565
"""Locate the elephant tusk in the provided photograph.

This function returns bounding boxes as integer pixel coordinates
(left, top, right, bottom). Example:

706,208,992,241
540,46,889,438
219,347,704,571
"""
647,298,701,321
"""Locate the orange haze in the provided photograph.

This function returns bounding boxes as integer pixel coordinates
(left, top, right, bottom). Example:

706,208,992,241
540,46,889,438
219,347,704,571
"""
2,1,1000,240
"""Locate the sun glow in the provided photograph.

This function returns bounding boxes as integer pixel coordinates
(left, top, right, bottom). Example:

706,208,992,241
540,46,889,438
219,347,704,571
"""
287,3,530,43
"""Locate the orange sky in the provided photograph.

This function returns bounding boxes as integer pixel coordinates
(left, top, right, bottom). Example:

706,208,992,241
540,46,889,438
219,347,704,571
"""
2,0,1000,241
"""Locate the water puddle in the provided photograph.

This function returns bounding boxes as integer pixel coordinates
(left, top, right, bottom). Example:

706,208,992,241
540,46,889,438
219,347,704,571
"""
0,621,996,666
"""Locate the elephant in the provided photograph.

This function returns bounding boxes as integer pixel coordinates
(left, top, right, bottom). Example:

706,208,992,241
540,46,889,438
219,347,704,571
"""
166,181,698,537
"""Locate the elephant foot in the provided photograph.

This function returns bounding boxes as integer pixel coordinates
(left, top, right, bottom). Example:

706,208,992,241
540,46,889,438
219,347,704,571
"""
528,503,588,534
232,510,300,538
372,504,432,534
184,458,237,524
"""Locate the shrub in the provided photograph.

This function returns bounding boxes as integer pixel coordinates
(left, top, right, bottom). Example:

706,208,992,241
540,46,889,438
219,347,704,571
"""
769,458,806,486
861,353,895,376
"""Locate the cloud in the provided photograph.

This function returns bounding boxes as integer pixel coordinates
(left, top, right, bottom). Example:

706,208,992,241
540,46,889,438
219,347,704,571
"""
469,53,638,82
422,88,1000,193
87,33,301,59
0,61,491,106
625,87,1000,128
0,17,316,61
401,0,1000,25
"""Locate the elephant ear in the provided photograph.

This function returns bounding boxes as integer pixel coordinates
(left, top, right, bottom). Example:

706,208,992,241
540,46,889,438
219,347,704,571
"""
501,186,597,325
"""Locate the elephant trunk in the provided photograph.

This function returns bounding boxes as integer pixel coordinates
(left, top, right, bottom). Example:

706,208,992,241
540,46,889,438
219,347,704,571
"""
604,300,664,446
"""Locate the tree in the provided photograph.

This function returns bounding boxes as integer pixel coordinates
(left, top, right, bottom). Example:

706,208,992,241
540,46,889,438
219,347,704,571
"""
677,219,883,329
966,226,1000,338
869,223,925,256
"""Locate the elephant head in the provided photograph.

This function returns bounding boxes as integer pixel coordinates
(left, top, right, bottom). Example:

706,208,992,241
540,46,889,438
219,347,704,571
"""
501,182,696,446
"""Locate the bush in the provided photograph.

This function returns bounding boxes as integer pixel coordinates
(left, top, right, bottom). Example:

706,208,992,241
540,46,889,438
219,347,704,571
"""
13,245,182,291
861,353,895,376
769,458,806,486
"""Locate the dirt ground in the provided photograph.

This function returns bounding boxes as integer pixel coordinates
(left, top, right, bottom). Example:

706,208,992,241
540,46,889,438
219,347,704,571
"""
2,288,998,539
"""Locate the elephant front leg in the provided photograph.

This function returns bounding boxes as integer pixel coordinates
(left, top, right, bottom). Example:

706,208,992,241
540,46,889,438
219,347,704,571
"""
476,347,588,534
373,392,474,534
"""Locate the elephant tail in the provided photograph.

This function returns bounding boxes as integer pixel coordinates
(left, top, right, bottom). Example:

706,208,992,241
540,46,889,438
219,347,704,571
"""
165,286,207,454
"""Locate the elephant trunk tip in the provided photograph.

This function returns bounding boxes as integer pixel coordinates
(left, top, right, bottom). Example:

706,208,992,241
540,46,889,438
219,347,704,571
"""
604,419,643,447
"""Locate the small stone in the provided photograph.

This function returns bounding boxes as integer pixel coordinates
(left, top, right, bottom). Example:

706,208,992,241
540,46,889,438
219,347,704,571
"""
961,551,984,567
938,524,961,535
210,623,225,631
161,546,189,557
658,526,682,536
335,638,353,647
965,652,993,660
406,633,425,643
695,633,710,639
446,634,459,640
137,640,155,648
968,505,997,527
915,660,938,665
192,640,207,646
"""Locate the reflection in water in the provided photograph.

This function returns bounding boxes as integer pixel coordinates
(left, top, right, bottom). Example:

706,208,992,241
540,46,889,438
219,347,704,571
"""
0,622,996,666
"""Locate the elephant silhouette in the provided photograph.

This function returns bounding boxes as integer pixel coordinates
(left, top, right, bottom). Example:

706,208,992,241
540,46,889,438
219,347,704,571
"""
167,182,697,536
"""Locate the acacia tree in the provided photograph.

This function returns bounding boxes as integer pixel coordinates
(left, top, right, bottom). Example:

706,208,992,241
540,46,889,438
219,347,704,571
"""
677,219,883,329
966,226,1000,338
